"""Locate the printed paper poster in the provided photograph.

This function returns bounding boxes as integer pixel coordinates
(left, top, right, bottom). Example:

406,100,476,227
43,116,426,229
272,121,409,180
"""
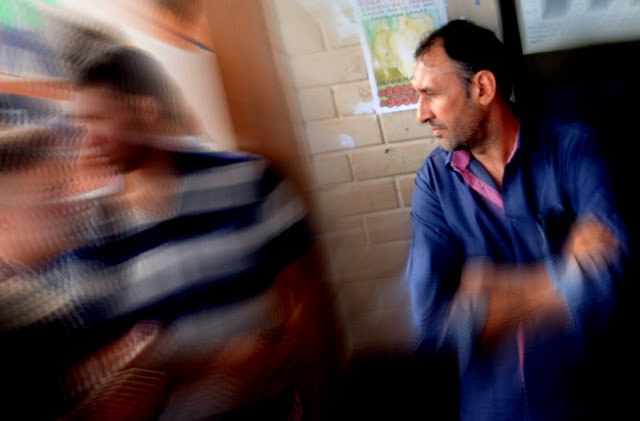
515,0,640,55
352,0,448,113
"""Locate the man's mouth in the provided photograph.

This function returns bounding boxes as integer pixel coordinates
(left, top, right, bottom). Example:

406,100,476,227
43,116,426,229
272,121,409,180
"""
80,147,110,163
430,125,444,136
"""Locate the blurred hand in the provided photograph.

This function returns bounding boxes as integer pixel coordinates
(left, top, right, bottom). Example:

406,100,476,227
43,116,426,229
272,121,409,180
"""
563,216,619,277
457,257,568,345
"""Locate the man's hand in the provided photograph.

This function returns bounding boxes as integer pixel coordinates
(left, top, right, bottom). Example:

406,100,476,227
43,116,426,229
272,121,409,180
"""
563,216,619,277
457,258,568,346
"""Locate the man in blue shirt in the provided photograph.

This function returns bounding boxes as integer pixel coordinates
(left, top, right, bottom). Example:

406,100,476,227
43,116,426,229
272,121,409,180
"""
407,20,630,421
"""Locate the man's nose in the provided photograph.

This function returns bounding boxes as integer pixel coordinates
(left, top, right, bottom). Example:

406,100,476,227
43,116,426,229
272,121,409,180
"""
82,125,104,147
416,98,434,124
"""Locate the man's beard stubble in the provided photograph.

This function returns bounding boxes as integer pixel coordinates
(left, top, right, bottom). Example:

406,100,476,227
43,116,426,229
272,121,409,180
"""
442,105,490,152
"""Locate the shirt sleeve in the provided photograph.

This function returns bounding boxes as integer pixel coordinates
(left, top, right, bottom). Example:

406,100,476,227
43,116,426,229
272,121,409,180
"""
406,161,488,369
545,123,630,339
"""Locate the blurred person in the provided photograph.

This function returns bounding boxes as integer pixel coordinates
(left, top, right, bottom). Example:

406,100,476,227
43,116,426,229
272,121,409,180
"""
406,20,631,421
0,125,95,419
56,43,336,421
1,42,338,420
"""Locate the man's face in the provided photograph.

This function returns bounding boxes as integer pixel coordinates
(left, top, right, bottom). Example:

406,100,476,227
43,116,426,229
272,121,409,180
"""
411,43,488,152
74,85,145,173
0,155,87,265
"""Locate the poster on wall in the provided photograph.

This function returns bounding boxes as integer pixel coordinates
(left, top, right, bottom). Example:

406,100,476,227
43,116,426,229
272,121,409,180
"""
515,0,640,55
351,0,448,114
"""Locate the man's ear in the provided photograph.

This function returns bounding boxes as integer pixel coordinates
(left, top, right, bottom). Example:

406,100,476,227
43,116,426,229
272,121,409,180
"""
471,70,497,106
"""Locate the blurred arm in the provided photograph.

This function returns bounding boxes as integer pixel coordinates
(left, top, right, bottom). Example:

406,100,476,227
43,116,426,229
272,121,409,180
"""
458,215,621,347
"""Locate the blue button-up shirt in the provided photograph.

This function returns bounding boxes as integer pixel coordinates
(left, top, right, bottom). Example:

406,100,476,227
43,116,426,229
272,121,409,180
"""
407,115,630,421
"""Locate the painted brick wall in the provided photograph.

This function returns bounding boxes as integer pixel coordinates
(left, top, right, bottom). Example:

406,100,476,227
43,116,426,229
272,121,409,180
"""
266,0,500,357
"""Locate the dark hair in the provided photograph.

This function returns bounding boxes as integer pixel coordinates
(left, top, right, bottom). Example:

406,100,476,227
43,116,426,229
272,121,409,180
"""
75,45,197,133
414,19,513,101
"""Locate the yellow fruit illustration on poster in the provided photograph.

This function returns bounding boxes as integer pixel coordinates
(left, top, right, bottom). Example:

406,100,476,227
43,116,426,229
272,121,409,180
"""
370,14,435,82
